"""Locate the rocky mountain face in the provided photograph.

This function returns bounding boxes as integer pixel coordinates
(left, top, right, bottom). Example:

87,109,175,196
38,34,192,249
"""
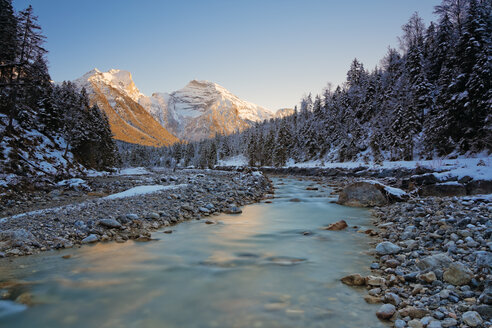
74,69,280,143
73,69,179,147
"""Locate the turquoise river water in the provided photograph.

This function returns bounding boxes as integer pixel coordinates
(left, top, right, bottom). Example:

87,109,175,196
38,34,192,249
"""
0,177,386,328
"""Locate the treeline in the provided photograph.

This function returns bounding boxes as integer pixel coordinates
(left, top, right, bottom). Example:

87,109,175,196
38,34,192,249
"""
158,0,491,168
0,0,118,175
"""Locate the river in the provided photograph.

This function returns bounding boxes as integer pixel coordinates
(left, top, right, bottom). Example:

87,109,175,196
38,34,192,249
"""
0,177,385,327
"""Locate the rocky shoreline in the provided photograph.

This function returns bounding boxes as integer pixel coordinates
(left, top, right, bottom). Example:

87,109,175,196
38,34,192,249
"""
0,169,273,258
341,188,491,327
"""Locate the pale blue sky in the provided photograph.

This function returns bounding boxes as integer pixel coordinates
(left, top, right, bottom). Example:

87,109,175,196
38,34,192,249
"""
13,0,441,110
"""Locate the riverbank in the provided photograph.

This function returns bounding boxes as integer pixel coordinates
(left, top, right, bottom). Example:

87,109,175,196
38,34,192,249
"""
364,195,491,328
0,169,272,258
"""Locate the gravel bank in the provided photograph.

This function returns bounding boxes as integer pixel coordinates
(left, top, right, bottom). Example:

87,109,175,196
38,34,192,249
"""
344,194,492,327
0,169,272,258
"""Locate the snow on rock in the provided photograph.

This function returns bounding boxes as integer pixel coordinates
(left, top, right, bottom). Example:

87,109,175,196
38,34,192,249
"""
105,184,188,200
57,178,89,190
363,180,408,199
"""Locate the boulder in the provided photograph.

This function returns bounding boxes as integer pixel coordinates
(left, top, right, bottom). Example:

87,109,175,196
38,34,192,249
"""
419,183,466,197
462,311,483,327
398,306,429,319
323,220,348,231
81,234,98,244
98,219,122,229
443,262,473,285
340,273,366,286
337,182,388,207
417,253,453,271
376,303,396,320
466,180,492,195
376,241,401,255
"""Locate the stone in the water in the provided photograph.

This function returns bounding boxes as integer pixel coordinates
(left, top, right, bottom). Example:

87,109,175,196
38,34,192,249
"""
98,219,122,229
366,275,385,287
81,234,98,244
225,206,242,214
289,198,302,202
323,220,348,231
204,220,216,225
364,295,382,304
376,303,395,320
15,292,32,306
443,262,473,285
266,256,306,266
462,311,483,327
375,241,401,255
340,273,366,286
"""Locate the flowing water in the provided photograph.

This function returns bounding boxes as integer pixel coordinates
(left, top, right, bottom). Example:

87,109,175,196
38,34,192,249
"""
0,178,386,328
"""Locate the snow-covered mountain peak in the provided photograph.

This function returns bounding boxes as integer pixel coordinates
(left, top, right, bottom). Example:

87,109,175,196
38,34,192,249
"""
74,68,144,102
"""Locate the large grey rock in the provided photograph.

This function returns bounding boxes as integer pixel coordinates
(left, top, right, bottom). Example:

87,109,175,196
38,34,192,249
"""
337,182,388,207
417,253,453,271
376,241,401,255
443,262,473,285
376,303,396,320
462,311,483,327
81,234,98,244
98,219,122,229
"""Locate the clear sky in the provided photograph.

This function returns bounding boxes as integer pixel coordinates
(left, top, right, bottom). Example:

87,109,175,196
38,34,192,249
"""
13,0,441,111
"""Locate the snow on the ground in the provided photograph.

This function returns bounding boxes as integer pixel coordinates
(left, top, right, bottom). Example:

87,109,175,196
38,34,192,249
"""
217,155,247,167
105,184,188,200
117,167,151,175
287,156,492,180
462,194,492,201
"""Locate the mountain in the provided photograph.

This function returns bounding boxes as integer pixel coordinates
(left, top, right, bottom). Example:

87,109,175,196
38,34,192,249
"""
74,69,278,144
274,108,295,118
73,69,179,147
148,80,273,141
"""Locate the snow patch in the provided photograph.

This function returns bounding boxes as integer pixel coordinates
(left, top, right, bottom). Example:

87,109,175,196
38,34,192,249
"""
118,167,151,175
217,155,248,167
363,180,407,198
105,184,188,200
